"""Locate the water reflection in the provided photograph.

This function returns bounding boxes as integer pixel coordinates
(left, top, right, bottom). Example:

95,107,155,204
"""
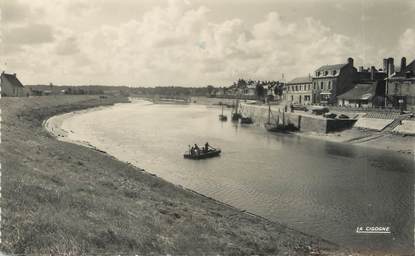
324,142,357,158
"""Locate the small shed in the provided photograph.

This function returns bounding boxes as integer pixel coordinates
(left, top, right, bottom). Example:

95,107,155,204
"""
337,82,378,108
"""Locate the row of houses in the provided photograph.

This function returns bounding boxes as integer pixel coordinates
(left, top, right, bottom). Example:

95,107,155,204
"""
211,79,283,100
284,57,415,111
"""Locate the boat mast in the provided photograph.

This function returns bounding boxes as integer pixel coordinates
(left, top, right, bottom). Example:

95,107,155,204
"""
282,111,285,128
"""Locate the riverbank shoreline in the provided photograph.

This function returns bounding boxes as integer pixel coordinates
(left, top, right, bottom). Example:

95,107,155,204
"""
1,95,343,255
187,97,414,156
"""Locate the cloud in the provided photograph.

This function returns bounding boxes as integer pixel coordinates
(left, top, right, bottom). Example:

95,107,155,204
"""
55,36,80,55
2,23,54,45
0,0,30,24
399,28,415,59
1,0,366,85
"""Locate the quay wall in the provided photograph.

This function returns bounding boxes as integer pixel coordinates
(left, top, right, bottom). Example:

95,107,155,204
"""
239,103,356,133
300,115,327,133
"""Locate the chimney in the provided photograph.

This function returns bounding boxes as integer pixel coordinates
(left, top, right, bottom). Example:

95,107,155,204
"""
359,66,364,72
347,57,354,67
388,57,394,76
383,58,388,74
370,66,376,81
401,57,407,72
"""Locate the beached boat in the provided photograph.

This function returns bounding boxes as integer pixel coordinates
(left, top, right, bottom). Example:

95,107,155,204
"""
184,148,221,160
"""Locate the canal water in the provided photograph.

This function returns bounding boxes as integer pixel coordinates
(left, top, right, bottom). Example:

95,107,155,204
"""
60,100,413,253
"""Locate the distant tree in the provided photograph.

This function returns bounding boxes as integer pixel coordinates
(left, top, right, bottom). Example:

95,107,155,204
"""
237,79,247,88
255,83,265,99
274,82,284,97
207,85,215,96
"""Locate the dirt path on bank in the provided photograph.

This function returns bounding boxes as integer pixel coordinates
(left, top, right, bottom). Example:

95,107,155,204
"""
0,95,345,255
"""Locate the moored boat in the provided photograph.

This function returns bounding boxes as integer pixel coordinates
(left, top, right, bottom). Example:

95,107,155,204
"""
264,104,295,133
231,99,242,121
240,116,253,124
218,104,227,121
264,122,293,133
219,115,228,121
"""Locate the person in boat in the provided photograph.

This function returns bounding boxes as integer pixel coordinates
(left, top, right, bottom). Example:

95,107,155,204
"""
194,144,200,155
204,142,210,152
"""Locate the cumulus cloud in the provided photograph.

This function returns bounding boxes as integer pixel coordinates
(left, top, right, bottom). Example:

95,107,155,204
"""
3,23,54,45
75,1,361,84
0,0,385,85
399,28,415,59
0,0,30,24
55,36,80,55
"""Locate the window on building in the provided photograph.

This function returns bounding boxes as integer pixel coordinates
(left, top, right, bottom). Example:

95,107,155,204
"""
332,70,337,76
313,82,316,90
324,71,328,76
320,82,324,90
328,81,331,90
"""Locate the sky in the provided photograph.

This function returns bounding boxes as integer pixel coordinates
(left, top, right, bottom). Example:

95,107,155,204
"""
1,0,415,86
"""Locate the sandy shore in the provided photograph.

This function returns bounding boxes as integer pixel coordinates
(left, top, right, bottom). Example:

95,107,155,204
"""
0,95,345,255
297,128,415,157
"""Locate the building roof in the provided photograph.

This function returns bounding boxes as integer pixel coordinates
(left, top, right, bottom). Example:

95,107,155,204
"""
1,72,24,87
315,63,348,73
407,59,415,68
287,76,312,84
337,83,376,100
404,59,415,73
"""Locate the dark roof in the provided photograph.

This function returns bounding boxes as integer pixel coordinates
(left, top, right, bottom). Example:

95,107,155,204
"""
357,71,387,81
287,76,312,84
405,59,415,72
1,72,24,87
337,83,376,100
315,63,348,72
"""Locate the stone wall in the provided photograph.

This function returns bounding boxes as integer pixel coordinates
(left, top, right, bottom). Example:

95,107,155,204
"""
239,103,356,133
300,115,327,133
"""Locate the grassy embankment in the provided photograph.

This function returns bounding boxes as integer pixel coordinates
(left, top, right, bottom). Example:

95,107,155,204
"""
0,95,339,255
